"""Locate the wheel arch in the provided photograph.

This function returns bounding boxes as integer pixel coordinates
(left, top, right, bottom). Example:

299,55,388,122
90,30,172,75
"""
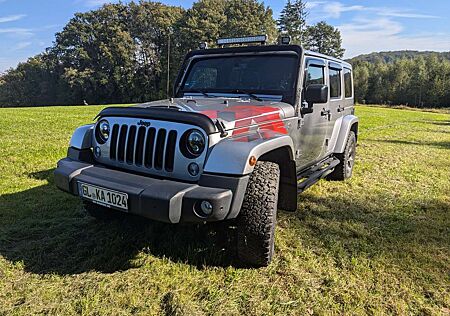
259,146,297,212
331,115,359,154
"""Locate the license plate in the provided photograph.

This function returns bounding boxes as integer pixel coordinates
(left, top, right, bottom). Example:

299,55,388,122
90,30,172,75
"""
79,182,128,211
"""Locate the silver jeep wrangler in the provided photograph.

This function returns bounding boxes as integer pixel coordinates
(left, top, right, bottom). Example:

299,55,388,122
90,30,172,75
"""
55,35,358,267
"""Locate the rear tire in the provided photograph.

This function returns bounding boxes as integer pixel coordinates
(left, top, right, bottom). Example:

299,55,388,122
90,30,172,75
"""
327,131,356,181
236,161,280,267
83,201,126,221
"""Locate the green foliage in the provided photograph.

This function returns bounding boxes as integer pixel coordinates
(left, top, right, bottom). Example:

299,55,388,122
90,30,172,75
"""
347,50,450,64
277,0,308,44
0,0,277,107
277,2,344,57
352,54,450,107
0,105,449,314
304,21,345,58
183,0,277,46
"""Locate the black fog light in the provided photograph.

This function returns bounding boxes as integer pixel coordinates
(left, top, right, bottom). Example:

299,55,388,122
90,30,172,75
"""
200,201,213,216
188,162,200,176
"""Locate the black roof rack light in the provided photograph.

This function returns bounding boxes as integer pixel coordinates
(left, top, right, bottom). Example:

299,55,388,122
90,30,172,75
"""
216,35,267,47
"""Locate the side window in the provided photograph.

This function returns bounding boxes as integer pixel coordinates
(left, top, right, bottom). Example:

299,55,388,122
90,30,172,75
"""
329,68,341,99
305,65,324,87
344,68,353,98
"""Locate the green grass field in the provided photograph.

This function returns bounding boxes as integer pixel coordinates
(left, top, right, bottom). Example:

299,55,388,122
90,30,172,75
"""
0,105,449,315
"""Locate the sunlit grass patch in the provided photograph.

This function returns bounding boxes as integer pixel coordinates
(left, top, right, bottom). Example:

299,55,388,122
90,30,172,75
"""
0,105,449,315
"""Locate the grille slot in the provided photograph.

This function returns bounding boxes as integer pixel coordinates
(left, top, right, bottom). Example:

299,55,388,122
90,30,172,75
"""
109,124,119,159
144,127,156,168
126,126,137,164
165,130,177,172
117,125,128,162
134,126,146,166
154,129,167,170
109,124,176,173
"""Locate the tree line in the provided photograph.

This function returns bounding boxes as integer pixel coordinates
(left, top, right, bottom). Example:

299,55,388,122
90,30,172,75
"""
352,54,450,107
0,0,345,107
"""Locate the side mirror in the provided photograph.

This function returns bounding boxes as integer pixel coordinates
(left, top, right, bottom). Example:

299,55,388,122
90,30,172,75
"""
305,84,328,104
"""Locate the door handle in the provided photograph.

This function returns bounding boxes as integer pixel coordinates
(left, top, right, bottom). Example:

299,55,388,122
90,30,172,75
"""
321,109,330,117
337,105,345,113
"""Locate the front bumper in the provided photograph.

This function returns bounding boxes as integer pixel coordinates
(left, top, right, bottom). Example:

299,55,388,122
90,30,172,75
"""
55,157,249,223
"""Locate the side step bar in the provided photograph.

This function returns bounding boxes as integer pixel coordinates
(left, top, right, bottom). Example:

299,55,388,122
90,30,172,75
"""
297,157,340,193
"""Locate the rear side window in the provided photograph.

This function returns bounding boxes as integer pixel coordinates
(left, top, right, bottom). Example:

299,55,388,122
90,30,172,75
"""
305,65,324,87
344,68,353,98
329,68,341,99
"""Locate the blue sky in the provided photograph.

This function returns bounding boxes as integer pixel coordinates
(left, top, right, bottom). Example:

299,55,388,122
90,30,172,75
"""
0,0,449,72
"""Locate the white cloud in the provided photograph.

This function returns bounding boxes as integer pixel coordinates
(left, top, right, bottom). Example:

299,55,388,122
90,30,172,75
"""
13,41,32,51
323,2,365,19
0,14,26,23
339,17,450,58
307,1,440,20
0,27,33,36
305,1,326,10
304,1,448,57
307,1,365,19
377,11,439,19
78,0,119,7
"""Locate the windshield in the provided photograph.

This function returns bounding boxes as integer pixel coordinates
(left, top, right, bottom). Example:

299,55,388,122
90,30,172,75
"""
180,54,299,102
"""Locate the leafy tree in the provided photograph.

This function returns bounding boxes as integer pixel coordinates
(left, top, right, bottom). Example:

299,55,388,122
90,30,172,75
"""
304,21,345,58
352,61,369,103
224,0,277,41
2,0,450,108
182,0,277,47
277,0,308,44
351,54,450,107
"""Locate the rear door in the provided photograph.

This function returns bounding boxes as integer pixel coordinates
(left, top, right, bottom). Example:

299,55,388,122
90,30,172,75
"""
322,62,343,157
296,58,329,169
342,67,354,115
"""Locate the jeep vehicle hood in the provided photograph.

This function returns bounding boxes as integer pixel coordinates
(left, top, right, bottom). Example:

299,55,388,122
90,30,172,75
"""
135,98,295,134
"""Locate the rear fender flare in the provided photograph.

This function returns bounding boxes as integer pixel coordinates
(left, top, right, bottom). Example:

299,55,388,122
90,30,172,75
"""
330,115,358,154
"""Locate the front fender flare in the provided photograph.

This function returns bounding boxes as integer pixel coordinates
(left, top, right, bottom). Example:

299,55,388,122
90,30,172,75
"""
69,124,94,149
203,133,295,175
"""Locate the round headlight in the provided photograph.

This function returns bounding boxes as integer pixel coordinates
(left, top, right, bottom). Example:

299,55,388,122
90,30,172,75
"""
186,129,205,157
96,119,110,144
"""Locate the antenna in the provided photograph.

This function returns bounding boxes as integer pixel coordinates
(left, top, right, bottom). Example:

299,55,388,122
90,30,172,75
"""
166,27,173,100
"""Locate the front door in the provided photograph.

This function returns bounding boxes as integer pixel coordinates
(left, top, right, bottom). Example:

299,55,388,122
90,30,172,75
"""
296,58,329,170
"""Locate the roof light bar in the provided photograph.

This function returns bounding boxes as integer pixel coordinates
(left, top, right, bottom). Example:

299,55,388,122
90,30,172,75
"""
217,35,267,46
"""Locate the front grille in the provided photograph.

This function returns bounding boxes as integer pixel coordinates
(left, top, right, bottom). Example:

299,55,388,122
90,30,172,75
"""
109,123,177,172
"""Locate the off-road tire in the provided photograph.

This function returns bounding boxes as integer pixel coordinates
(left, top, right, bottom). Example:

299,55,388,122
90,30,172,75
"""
236,161,280,267
83,201,126,221
327,131,356,181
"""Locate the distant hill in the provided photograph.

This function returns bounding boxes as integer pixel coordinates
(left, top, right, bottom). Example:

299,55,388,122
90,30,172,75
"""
347,50,450,64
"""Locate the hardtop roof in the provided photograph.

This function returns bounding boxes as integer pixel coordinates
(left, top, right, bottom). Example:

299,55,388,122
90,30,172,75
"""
185,44,351,68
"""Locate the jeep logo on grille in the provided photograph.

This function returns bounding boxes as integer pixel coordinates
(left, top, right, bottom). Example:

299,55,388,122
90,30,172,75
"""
137,120,151,127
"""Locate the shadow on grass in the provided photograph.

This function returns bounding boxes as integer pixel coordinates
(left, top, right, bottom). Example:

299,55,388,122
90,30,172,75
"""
372,139,450,149
1,168,449,277
0,169,240,275
431,120,450,126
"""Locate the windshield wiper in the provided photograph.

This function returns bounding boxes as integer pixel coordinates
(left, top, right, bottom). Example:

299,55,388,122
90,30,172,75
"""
230,89,263,102
181,89,212,98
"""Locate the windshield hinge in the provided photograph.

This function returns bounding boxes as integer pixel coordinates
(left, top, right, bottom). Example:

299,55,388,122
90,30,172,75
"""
215,120,228,137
